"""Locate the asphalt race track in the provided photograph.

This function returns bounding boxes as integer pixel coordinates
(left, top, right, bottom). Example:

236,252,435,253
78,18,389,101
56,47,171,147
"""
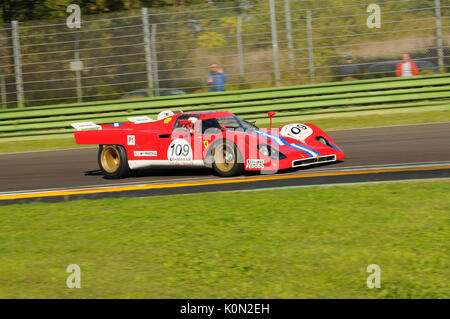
0,122,449,205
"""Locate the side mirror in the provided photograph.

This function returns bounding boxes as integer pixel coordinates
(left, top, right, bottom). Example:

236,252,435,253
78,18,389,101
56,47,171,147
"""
220,125,232,132
267,112,276,129
180,120,192,126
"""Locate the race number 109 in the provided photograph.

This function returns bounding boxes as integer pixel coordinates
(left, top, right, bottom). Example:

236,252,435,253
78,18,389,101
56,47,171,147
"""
170,143,190,157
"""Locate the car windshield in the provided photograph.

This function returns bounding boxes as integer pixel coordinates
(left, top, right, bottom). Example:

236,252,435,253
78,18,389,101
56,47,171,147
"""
201,116,259,134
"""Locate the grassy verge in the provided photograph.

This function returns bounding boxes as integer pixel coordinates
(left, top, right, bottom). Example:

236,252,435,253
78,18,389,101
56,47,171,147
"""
0,137,87,154
0,180,448,298
0,109,449,154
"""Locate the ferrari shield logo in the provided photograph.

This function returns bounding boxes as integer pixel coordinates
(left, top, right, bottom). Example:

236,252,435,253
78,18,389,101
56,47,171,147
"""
203,141,209,148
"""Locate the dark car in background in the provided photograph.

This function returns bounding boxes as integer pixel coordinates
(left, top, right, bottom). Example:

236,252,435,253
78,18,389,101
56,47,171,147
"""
121,88,187,99
367,60,438,78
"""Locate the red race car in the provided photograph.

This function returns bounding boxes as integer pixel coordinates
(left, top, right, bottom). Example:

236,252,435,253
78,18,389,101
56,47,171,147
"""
72,110,345,178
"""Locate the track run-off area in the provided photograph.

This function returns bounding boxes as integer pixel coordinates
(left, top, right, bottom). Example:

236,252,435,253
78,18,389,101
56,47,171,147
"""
0,122,449,205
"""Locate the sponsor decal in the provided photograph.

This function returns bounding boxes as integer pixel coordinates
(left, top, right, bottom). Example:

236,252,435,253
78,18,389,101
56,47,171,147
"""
127,135,135,146
110,122,122,127
280,123,313,141
203,140,209,148
246,159,265,169
167,139,193,163
164,117,172,124
134,151,157,157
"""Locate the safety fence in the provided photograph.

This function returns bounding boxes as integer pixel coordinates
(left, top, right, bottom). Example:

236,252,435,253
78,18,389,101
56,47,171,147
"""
0,73,449,139
0,0,449,108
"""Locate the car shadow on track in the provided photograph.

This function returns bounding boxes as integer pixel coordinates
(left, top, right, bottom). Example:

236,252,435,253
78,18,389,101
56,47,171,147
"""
84,161,343,180
280,160,344,174
84,167,214,180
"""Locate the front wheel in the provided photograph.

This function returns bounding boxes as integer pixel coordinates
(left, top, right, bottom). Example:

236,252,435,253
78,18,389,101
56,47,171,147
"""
98,145,130,179
212,140,244,177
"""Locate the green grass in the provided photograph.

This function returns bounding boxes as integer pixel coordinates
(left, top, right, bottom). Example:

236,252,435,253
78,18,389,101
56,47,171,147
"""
0,109,448,154
0,180,448,298
0,137,86,154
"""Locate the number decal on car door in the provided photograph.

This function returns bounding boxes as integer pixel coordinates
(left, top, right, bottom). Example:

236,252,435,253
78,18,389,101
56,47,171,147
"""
167,139,193,162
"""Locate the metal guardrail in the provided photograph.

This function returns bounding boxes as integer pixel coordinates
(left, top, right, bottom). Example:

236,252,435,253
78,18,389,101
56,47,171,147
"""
0,74,449,139
0,0,448,108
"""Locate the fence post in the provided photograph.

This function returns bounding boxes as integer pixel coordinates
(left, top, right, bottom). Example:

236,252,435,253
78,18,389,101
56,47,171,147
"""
269,0,281,86
151,23,159,96
0,38,7,109
236,15,245,84
74,31,82,103
306,10,315,84
0,73,6,109
11,21,24,107
435,0,444,70
142,8,154,96
284,0,295,76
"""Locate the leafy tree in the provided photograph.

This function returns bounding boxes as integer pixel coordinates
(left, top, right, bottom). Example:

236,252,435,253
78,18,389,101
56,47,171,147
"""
0,0,233,23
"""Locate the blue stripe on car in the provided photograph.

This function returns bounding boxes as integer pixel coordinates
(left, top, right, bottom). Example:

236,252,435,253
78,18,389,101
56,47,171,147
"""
254,130,284,145
255,130,321,158
290,143,320,157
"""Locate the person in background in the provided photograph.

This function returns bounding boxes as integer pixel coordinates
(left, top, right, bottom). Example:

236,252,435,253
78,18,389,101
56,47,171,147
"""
396,53,419,77
339,55,361,80
206,64,227,92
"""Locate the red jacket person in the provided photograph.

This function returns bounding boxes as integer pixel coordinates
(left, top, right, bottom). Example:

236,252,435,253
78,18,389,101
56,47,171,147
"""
396,53,419,77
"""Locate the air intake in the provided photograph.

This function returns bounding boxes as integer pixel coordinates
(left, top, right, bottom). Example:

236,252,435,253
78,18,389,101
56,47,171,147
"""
292,155,336,167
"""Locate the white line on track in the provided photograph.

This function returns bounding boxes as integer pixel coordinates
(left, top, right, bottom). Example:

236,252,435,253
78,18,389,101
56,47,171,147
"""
296,160,450,173
0,175,219,196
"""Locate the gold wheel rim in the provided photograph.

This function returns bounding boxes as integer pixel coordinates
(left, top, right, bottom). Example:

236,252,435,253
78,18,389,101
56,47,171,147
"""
214,143,235,173
101,146,120,173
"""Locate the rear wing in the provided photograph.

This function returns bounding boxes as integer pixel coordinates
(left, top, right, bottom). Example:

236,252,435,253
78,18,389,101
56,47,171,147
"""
71,122,102,131
127,116,154,124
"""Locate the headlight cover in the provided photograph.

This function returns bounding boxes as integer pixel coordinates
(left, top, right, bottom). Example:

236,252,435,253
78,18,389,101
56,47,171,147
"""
258,144,270,156
257,144,287,160
315,136,341,151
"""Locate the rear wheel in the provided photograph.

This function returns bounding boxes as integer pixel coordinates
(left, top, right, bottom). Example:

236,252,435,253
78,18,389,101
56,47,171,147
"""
98,145,130,179
212,140,244,177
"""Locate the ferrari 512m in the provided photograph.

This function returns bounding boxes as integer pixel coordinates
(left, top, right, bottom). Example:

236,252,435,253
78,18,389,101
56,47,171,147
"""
72,110,345,178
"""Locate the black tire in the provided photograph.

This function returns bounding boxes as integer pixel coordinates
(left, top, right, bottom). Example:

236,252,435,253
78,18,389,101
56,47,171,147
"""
211,140,244,177
97,145,130,179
